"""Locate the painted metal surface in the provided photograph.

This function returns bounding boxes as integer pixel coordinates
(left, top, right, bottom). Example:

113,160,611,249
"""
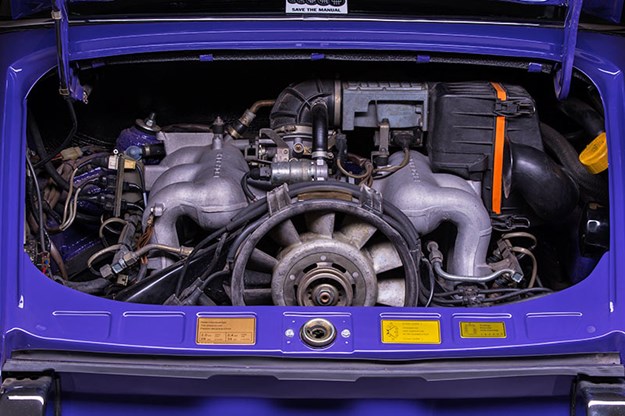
554,0,583,99
8,0,625,24
8,0,570,20
56,395,571,416
0,21,623,366
584,0,625,22
52,0,88,103
48,0,585,101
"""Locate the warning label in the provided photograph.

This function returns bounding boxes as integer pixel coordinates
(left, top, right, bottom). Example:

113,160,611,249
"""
286,0,348,15
460,321,506,339
381,320,441,344
196,317,256,345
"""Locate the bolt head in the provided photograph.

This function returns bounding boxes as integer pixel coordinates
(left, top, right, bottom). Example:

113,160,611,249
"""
285,329,295,338
151,203,165,217
341,329,351,338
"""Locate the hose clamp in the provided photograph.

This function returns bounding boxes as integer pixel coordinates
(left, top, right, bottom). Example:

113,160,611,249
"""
267,184,292,216
359,185,383,215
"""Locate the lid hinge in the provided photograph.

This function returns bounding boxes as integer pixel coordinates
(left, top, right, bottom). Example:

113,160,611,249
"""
554,0,583,100
52,0,89,103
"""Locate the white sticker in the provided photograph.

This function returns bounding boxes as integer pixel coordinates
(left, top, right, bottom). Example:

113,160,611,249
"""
286,0,348,15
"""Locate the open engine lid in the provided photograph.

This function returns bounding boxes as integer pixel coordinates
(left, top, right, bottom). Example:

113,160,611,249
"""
38,0,586,102
4,0,623,22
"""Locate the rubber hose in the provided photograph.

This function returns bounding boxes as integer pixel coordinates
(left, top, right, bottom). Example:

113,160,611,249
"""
28,110,70,191
116,246,216,304
558,98,605,137
540,123,608,204
247,178,276,191
311,101,329,156
63,278,111,294
270,79,337,130
511,143,579,221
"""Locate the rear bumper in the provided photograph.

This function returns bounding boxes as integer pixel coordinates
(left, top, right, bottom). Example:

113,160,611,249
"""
2,352,625,415
2,351,624,399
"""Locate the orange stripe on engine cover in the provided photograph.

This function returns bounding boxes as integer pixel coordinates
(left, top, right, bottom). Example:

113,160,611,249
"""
491,82,507,214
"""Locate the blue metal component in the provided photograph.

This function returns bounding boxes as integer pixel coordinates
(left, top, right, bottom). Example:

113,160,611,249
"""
73,167,106,214
116,126,159,155
52,0,89,103
527,62,543,72
7,0,625,26
48,167,103,266
583,0,625,22
50,226,100,265
7,0,570,19
569,252,601,284
8,0,49,19
43,0,587,102
416,54,431,63
553,0,583,100
116,115,161,164
58,21,570,64
52,395,573,416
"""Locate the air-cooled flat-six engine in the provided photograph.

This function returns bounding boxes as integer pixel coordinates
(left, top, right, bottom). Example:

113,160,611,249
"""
25,79,610,308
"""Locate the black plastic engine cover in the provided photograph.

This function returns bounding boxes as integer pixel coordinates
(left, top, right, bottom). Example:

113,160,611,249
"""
427,82,543,214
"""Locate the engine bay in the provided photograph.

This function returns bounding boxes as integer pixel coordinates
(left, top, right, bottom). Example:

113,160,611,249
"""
24,58,610,308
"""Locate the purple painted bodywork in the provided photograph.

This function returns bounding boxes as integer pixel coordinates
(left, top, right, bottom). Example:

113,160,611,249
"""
0,17,624,410
7,0,625,23
59,395,572,416
584,0,625,21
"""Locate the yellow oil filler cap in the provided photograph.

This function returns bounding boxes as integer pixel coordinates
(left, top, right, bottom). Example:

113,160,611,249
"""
579,132,608,174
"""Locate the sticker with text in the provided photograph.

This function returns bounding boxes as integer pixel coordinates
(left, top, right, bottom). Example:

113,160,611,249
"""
286,0,348,15
460,321,507,339
196,317,256,345
381,320,441,344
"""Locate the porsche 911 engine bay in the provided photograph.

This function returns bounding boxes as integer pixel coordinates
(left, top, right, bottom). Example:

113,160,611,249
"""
24,58,610,308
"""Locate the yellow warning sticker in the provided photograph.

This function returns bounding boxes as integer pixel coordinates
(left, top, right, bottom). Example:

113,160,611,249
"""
381,320,441,344
196,317,256,345
460,321,506,339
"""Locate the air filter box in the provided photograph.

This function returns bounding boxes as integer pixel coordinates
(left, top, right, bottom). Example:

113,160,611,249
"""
427,82,542,214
